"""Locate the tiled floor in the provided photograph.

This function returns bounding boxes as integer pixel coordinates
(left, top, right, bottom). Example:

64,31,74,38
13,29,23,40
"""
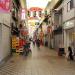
0,43,75,75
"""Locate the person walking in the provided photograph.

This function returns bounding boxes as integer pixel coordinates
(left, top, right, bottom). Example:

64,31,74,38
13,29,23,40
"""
68,46,74,60
33,39,35,46
36,39,40,48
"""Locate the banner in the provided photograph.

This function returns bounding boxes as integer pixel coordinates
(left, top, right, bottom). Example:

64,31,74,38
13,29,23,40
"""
21,9,25,20
0,0,10,13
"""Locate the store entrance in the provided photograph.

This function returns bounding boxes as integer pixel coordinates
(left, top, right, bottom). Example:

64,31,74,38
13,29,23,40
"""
66,28,75,49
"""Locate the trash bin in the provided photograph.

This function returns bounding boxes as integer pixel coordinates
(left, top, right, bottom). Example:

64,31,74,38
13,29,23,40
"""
58,48,64,56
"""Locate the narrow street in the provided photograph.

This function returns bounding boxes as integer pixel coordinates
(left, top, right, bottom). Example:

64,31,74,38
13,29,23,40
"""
0,0,75,75
0,43,75,75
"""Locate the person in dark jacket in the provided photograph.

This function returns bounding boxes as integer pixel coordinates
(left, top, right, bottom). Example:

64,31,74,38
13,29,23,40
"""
36,39,40,48
68,46,74,60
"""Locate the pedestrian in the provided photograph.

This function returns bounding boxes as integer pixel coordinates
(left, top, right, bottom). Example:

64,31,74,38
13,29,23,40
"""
68,46,74,60
36,39,40,48
33,39,35,46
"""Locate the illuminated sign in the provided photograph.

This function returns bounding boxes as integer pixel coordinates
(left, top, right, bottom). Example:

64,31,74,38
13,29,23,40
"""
63,20,74,29
0,0,10,13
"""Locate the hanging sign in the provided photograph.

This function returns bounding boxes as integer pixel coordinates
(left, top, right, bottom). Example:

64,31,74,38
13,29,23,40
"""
47,26,52,33
0,0,10,13
21,9,25,20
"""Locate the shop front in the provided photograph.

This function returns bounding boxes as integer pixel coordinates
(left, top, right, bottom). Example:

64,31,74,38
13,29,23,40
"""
63,19,75,53
53,26,63,50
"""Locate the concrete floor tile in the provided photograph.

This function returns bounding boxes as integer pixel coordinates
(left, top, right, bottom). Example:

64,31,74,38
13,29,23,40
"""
0,44,75,75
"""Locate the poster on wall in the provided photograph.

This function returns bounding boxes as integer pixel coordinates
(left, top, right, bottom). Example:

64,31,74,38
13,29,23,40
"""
0,0,10,13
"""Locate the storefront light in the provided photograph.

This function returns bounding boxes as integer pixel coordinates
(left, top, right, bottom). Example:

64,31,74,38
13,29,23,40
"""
66,22,73,26
64,21,74,29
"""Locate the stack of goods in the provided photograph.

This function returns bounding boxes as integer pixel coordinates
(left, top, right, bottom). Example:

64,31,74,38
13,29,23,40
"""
12,36,19,52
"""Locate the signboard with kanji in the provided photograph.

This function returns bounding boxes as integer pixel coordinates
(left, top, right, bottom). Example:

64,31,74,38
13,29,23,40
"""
0,0,10,13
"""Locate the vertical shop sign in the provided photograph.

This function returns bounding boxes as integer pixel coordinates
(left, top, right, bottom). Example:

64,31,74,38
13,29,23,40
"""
47,26,52,33
0,0,10,12
47,26,50,33
21,9,25,20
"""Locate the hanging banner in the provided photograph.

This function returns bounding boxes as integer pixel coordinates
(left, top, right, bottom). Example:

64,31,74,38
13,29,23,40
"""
47,26,52,33
0,0,11,13
21,9,25,20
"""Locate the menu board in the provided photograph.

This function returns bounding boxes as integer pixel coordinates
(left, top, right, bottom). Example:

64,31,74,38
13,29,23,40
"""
0,0,10,13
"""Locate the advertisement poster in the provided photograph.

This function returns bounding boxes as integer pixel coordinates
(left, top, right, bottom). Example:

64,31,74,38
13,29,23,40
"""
0,0,10,13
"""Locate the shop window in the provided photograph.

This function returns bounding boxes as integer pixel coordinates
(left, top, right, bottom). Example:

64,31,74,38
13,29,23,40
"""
70,0,73,9
67,0,74,12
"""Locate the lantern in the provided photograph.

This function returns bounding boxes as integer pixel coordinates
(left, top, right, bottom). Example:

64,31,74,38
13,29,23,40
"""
33,11,36,17
28,11,30,17
39,11,42,17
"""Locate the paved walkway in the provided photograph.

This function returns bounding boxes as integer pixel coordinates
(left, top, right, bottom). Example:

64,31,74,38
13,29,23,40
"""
0,43,75,75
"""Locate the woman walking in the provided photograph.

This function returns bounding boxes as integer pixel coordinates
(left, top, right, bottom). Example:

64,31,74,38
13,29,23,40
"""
68,46,74,60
